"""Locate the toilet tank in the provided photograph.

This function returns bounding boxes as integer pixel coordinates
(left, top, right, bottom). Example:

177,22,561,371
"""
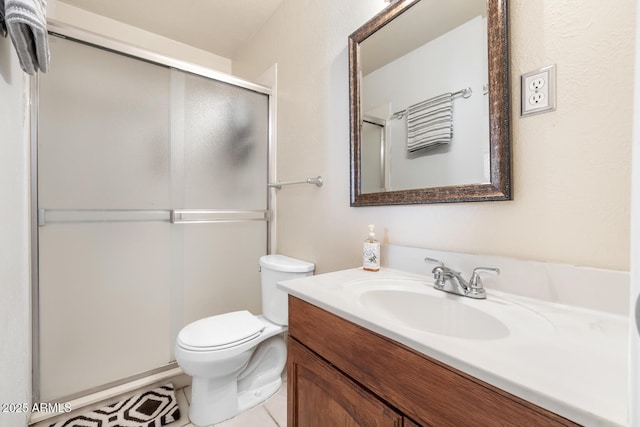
259,255,314,325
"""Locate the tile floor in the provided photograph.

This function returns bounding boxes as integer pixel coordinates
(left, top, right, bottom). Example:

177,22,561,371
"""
168,383,287,427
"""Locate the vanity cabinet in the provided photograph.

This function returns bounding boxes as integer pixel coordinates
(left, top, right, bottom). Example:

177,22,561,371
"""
287,296,580,427
288,339,404,426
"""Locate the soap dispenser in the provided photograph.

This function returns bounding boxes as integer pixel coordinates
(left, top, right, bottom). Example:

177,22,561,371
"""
362,224,380,271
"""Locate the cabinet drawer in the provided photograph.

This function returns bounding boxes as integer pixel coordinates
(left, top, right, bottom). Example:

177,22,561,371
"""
288,296,579,427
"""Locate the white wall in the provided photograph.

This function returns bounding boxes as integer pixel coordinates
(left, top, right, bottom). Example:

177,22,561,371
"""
0,37,31,427
232,0,635,274
629,0,640,423
46,0,232,74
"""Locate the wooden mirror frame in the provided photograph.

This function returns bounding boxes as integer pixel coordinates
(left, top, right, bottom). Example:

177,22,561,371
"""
349,0,511,206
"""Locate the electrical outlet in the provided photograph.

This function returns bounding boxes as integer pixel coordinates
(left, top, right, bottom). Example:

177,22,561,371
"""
521,64,556,117
529,78,545,91
529,93,544,105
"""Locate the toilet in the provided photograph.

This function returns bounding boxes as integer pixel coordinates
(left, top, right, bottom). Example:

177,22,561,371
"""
175,254,314,426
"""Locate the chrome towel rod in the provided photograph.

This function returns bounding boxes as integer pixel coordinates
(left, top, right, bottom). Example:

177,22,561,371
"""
268,176,324,190
390,87,472,121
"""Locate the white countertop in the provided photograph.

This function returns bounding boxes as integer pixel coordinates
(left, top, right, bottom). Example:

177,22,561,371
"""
278,267,629,427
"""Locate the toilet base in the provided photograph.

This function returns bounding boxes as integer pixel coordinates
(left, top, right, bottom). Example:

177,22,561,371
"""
238,376,282,414
188,378,282,427
189,373,239,426
186,334,287,426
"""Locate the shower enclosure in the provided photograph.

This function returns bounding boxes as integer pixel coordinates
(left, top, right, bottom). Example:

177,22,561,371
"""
33,32,272,402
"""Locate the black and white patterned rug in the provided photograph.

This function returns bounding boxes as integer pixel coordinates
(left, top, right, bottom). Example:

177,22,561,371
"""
50,383,181,427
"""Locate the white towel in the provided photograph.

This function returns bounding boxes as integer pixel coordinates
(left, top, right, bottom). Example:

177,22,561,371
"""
3,0,49,74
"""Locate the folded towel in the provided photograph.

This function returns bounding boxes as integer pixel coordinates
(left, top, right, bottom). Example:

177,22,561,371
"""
4,0,49,74
407,129,452,152
0,0,7,37
406,92,453,152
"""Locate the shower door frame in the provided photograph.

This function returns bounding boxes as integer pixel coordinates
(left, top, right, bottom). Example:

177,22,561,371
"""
30,22,275,403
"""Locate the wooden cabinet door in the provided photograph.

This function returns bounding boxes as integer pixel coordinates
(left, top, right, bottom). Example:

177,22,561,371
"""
403,418,422,427
288,338,403,427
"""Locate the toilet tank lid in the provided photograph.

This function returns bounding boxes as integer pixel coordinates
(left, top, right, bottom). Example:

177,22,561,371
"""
260,254,314,273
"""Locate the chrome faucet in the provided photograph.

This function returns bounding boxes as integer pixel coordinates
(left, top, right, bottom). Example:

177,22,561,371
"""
424,257,500,299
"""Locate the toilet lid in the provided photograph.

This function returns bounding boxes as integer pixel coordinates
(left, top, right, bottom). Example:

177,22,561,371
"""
178,310,264,350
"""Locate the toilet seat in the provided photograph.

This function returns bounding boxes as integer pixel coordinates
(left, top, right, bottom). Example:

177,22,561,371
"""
177,311,265,352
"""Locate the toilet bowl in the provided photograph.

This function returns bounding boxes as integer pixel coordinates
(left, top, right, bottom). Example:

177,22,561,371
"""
175,255,314,427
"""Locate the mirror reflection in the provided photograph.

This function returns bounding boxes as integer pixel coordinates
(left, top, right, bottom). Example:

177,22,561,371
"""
349,0,511,206
360,0,488,193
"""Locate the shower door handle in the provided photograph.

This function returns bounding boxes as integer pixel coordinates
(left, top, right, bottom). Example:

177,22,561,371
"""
169,209,269,224
37,209,170,225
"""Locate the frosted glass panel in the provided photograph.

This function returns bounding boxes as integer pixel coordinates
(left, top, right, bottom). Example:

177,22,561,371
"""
39,223,172,401
38,37,171,209
179,71,269,209
183,222,266,326
36,36,270,401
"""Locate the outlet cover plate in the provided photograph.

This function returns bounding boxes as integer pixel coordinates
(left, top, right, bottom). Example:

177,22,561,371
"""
521,64,556,117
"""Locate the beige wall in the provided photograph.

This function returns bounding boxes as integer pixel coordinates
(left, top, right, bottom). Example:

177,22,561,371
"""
233,0,636,273
0,37,31,426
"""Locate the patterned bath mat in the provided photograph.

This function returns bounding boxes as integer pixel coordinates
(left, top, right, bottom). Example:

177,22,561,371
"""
50,383,181,427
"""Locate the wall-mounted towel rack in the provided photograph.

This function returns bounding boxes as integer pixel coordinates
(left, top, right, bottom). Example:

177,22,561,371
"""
390,87,472,121
268,176,324,190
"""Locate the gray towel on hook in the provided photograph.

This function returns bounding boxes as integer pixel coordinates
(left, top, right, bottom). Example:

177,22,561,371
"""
4,0,49,74
0,0,7,37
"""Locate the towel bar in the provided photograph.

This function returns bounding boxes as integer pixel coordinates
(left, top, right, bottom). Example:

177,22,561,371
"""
390,86,472,121
268,176,324,190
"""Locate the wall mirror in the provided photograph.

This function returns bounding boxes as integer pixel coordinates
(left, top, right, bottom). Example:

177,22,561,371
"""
349,0,511,206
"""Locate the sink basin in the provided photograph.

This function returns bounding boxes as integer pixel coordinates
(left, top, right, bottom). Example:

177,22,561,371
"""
360,288,510,340
344,278,553,340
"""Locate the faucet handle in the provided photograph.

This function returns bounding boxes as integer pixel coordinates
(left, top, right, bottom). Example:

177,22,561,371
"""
424,258,446,288
431,266,446,289
424,257,444,267
469,267,500,296
472,266,500,275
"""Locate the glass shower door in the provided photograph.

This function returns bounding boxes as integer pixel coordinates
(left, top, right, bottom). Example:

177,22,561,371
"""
175,70,269,330
37,36,270,402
